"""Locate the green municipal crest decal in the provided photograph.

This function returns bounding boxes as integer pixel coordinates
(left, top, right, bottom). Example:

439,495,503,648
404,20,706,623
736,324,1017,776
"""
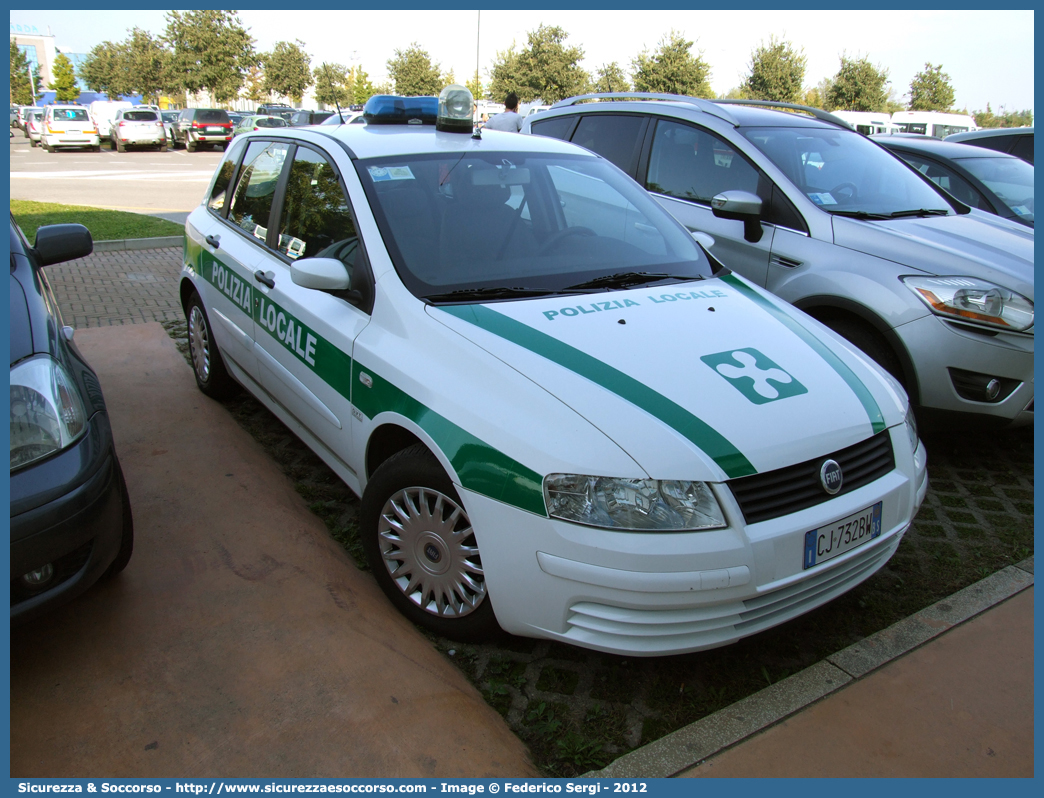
702,348,807,404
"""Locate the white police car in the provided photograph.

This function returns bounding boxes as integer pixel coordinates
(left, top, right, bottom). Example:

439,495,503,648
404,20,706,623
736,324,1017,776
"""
181,86,927,656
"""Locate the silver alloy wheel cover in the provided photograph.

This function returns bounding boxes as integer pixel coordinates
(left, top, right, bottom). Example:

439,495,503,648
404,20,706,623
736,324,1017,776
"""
377,486,486,618
188,305,211,382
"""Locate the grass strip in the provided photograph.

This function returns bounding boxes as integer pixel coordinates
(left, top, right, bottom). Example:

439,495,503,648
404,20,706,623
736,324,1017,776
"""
10,200,183,244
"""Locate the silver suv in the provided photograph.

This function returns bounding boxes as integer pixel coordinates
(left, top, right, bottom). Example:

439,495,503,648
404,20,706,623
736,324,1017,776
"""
523,94,1034,428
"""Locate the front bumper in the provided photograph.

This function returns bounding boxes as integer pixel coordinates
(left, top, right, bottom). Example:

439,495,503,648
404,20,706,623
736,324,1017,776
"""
463,426,926,656
10,413,127,621
898,314,1033,426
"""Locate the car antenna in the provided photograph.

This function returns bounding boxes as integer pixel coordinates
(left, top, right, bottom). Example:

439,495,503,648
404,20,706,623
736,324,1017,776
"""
335,101,345,126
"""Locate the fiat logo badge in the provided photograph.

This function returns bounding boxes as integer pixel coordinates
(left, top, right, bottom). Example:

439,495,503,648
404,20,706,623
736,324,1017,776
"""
820,460,843,495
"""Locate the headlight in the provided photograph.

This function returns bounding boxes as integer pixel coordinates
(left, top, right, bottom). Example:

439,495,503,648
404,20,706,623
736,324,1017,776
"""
10,356,87,471
902,276,1033,332
905,406,919,452
544,474,726,531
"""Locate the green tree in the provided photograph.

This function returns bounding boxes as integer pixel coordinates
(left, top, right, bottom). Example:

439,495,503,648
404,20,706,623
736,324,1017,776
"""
265,40,313,104
970,104,1033,128
593,62,630,93
243,64,268,104
78,40,133,98
313,62,350,108
743,36,806,103
125,27,172,105
350,65,377,105
489,26,590,104
164,10,255,104
10,41,40,105
386,43,443,96
632,31,712,98
465,73,485,101
825,54,890,112
908,62,955,111
48,52,81,103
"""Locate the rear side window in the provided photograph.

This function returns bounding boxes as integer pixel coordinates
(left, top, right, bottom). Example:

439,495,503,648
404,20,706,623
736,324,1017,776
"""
277,147,360,274
124,111,158,122
569,114,647,174
1010,135,1033,164
529,115,576,142
227,141,290,243
207,139,247,214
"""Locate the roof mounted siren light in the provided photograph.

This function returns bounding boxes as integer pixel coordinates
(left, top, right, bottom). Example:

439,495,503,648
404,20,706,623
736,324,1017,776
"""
437,84,474,133
363,94,439,125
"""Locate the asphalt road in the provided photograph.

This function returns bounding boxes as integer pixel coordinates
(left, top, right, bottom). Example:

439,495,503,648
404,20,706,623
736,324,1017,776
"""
9,130,223,222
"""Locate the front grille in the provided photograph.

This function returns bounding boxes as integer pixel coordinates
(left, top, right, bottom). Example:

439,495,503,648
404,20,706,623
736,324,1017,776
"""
729,430,895,525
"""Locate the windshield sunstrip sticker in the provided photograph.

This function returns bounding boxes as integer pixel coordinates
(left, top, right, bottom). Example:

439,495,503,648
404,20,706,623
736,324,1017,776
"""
719,274,887,434
193,253,545,515
439,304,757,479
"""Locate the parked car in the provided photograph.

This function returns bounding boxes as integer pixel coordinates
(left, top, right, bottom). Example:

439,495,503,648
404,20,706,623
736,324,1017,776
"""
41,105,101,152
10,214,134,621
180,87,925,656
289,109,333,126
161,110,179,147
26,110,44,147
11,105,22,127
946,127,1034,165
227,111,245,127
524,94,1034,429
876,135,1033,228
87,100,134,142
172,108,234,152
233,114,290,135
111,107,167,152
318,111,364,125
17,106,42,135
255,103,295,121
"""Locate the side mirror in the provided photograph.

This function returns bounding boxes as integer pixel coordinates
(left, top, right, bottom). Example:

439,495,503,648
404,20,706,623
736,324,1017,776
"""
711,190,764,243
690,231,716,250
290,257,352,291
34,224,93,266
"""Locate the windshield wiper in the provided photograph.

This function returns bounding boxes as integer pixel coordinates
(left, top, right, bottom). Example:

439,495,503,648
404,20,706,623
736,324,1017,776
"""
887,208,950,218
564,271,696,291
425,286,554,303
825,209,892,220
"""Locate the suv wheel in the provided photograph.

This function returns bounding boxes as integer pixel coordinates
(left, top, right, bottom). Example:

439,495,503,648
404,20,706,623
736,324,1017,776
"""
186,139,197,153
186,292,240,400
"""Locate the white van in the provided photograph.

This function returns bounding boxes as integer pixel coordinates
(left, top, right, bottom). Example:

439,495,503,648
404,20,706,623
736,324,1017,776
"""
88,100,134,141
830,111,899,136
890,111,978,139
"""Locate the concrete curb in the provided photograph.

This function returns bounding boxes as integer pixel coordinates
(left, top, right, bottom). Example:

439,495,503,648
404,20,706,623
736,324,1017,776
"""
93,236,182,252
585,556,1034,779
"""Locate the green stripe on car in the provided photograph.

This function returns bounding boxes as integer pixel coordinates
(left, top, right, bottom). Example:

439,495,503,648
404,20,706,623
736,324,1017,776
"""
719,274,887,434
439,304,758,479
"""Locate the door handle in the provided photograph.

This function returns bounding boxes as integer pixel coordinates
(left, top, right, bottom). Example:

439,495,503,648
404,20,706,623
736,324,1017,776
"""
253,270,275,288
205,235,221,249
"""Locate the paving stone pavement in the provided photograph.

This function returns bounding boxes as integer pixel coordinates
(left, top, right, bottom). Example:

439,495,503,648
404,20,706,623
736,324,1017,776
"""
50,245,1035,777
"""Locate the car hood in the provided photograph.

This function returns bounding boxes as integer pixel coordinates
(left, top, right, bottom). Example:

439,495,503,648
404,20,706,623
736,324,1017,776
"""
429,273,906,481
832,212,1035,299
10,273,33,365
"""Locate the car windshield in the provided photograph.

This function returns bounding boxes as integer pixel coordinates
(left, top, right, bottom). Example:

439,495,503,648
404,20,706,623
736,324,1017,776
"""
256,117,287,128
743,126,952,217
958,156,1034,223
196,110,229,123
124,111,158,121
358,151,713,301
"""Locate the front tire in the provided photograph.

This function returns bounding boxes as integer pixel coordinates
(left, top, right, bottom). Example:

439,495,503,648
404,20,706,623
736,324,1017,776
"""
103,460,134,578
361,445,500,642
186,292,240,400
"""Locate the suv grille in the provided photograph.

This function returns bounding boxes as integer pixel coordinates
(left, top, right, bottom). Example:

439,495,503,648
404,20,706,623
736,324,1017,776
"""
729,431,895,525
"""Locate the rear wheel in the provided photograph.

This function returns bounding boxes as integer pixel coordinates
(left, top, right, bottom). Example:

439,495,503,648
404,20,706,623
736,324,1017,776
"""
29,138,36,147
186,292,240,400
116,139,126,153
361,444,500,642
186,139,197,153
158,140,167,152
92,144,101,153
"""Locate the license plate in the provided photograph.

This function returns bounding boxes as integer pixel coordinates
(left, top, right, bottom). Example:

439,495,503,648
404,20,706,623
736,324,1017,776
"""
207,126,223,133
803,502,882,569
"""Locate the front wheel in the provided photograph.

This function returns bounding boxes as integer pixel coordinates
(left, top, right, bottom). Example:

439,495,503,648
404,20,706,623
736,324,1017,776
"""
361,445,500,642
103,459,134,578
186,292,240,400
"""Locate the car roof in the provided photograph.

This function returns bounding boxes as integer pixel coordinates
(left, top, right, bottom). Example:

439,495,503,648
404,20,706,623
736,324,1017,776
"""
288,123,597,160
946,127,1033,142
875,135,1018,160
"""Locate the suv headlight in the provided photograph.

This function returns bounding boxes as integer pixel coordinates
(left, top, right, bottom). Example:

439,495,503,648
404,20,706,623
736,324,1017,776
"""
10,356,87,471
544,475,727,531
902,276,1033,332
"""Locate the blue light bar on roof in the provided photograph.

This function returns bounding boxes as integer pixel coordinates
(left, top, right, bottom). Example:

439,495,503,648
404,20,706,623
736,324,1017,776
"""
363,95,438,125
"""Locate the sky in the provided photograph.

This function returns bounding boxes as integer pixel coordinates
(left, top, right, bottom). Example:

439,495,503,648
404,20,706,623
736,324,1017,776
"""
11,8,1035,113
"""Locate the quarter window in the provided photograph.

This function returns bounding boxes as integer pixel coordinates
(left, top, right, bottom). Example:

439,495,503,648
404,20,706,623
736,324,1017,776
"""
528,115,576,142
207,139,246,214
277,147,361,274
227,141,290,244
569,114,646,174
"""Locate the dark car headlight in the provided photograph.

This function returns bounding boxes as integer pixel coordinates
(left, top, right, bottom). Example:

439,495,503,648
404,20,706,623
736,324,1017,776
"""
10,355,87,471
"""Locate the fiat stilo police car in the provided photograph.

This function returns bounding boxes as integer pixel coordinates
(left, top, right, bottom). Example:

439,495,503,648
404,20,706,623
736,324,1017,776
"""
180,86,927,656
